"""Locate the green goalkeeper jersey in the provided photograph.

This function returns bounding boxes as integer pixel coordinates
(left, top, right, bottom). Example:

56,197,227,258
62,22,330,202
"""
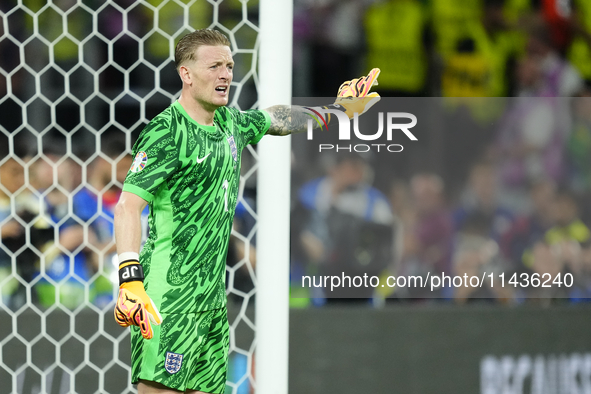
123,101,270,313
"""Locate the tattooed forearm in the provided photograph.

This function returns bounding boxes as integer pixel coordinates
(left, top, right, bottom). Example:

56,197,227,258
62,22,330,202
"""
264,105,323,136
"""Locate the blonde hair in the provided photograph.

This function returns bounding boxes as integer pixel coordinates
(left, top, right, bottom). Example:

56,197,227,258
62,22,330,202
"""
174,29,231,70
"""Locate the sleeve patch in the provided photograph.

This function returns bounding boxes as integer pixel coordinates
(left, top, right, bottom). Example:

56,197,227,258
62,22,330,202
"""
130,151,148,173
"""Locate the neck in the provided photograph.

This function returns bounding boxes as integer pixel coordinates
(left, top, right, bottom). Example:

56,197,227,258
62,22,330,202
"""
178,92,216,126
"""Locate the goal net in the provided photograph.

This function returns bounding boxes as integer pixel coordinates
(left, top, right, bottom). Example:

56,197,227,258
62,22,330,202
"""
0,1,261,393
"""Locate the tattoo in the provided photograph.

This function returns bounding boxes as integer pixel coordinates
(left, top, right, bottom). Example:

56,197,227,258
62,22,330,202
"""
265,105,324,136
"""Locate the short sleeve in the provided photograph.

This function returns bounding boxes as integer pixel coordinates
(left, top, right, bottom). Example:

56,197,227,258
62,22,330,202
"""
122,114,180,202
225,107,271,150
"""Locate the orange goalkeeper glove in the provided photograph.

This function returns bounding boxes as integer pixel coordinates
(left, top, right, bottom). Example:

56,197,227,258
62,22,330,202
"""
114,257,162,340
334,68,381,118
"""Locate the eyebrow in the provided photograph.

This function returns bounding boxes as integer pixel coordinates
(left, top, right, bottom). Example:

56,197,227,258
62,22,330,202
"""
210,59,234,66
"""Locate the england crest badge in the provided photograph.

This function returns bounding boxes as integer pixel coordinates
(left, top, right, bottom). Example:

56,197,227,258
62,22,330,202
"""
165,352,183,374
227,136,238,162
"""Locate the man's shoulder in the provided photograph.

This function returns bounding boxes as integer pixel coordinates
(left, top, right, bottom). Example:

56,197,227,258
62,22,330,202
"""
142,104,172,127
139,104,179,139
216,106,265,122
214,106,252,133
215,105,239,123
151,104,176,126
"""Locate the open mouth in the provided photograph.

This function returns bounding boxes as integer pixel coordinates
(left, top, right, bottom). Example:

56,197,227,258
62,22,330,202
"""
215,86,228,93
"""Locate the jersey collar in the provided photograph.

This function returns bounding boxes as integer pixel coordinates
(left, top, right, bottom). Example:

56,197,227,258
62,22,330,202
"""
173,101,218,134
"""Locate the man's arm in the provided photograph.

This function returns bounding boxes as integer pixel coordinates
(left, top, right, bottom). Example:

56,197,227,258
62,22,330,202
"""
113,191,162,340
114,191,148,255
264,105,322,136
263,68,382,136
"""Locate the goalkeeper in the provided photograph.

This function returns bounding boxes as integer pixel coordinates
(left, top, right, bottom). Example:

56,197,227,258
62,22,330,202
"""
113,28,380,394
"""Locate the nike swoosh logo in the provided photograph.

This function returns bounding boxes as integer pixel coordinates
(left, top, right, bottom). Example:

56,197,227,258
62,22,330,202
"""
196,153,211,164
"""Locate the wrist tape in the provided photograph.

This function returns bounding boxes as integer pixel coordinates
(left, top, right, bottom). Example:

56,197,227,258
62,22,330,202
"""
118,260,144,286
304,104,347,126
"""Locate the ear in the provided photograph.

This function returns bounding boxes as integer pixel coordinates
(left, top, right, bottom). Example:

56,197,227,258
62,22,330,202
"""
179,65,192,85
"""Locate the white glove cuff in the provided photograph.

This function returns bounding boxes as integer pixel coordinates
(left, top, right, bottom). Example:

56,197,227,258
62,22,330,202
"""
118,252,140,264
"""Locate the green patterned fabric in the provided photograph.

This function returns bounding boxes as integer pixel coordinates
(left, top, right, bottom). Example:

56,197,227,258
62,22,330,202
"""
123,101,269,314
131,307,230,392
124,101,268,391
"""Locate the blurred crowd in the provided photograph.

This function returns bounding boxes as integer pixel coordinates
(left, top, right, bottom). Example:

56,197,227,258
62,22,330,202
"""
287,0,591,306
0,132,135,310
0,0,262,311
291,113,591,307
0,131,257,310
290,93,591,305
295,0,591,98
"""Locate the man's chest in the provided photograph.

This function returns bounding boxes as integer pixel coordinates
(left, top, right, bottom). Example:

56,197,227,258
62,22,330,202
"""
182,127,239,175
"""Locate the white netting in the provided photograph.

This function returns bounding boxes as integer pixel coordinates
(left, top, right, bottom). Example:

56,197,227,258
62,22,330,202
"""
0,1,260,393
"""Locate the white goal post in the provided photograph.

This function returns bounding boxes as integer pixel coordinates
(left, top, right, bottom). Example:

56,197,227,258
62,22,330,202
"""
256,0,292,393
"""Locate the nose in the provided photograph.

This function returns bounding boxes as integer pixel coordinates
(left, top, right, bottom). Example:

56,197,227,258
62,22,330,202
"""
220,66,232,80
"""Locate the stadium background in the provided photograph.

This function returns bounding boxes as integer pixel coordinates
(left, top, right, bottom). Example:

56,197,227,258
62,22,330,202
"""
2,0,591,393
